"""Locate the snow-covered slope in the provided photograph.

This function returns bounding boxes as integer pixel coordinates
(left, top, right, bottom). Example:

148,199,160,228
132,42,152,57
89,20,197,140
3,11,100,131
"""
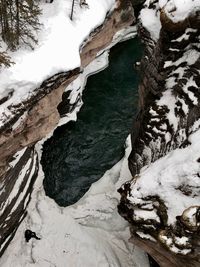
0,0,115,129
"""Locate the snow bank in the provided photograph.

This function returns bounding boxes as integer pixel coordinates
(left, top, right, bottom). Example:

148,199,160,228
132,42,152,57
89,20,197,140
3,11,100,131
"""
140,0,200,41
162,0,200,23
140,6,161,41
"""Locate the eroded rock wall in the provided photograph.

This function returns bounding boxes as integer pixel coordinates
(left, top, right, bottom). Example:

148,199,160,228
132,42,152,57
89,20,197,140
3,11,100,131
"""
118,1,200,266
0,147,39,256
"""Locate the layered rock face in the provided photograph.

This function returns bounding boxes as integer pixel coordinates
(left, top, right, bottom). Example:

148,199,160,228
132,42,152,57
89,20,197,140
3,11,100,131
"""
0,147,39,256
0,0,135,256
118,1,200,266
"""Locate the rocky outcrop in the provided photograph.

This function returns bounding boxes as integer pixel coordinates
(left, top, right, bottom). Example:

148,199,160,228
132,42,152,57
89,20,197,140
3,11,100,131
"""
0,0,135,255
0,147,39,256
118,1,200,266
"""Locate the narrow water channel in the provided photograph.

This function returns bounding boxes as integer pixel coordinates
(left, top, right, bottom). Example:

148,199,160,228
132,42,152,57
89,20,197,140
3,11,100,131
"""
41,37,143,206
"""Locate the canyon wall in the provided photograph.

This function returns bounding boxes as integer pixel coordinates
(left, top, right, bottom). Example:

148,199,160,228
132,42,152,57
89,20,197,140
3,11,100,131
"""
0,0,135,256
118,1,200,266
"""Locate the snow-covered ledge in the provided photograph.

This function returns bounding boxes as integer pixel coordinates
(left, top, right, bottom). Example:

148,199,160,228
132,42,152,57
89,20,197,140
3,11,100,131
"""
118,1,200,266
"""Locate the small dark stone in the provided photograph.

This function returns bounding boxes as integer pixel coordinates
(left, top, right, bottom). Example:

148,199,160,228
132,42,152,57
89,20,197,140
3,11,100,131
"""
25,229,41,242
197,158,200,163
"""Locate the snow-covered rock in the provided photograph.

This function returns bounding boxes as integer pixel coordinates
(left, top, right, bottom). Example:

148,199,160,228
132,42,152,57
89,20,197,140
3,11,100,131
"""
118,1,200,266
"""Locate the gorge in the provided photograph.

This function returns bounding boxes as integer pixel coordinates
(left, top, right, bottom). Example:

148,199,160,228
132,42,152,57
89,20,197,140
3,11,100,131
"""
41,37,142,207
0,0,199,266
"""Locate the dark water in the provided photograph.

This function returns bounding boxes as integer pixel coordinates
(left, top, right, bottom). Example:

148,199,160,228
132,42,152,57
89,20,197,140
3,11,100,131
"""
41,38,143,207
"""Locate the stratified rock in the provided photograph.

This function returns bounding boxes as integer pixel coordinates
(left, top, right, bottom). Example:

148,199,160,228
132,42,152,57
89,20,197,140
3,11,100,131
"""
118,1,200,266
0,147,39,256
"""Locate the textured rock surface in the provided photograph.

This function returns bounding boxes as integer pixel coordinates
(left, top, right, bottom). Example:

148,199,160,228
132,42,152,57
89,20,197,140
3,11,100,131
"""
0,0,135,255
118,1,200,266
0,147,39,256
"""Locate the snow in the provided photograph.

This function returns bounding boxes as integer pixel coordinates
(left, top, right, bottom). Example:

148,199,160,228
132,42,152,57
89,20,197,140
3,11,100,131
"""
162,0,200,23
136,232,156,242
164,49,199,69
178,98,189,115
140,7,161,41
0,0,116,128
127,129,200,225
56,25,137,128
174,236,189,246
172,32,189,42
157,89,178,131
159,233,191,255
12,111,28,131
140,0,200,41
0,136,149,267
134,209,160,223
190,119,200,134
174,49,199,66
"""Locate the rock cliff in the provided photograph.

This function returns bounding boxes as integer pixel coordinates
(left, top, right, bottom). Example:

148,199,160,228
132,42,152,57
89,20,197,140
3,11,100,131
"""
118,1,200,266
0,0,135,256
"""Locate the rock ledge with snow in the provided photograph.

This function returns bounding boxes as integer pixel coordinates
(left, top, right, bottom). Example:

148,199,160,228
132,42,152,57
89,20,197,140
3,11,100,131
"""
118,1,200,266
